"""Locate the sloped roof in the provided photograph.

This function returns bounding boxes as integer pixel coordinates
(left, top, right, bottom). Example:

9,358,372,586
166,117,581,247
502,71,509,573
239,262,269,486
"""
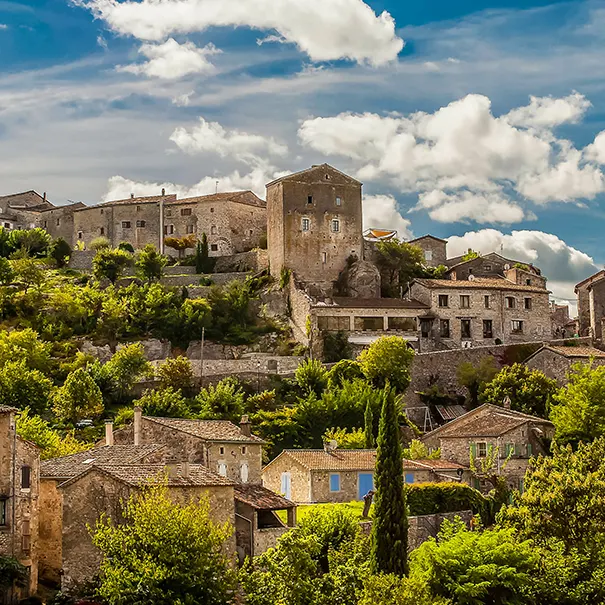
143,417,265,444
527,345,605,360
0,404,17,414
423,404,552,440
41,444,165,479
173,191,266,208
266,164,361,187
317,297,429,310
85,193,178,209
409,234,448,244
575,270,605,291
0,190,53,209
413,277,548,293
363,228,398,241
235,483,294,510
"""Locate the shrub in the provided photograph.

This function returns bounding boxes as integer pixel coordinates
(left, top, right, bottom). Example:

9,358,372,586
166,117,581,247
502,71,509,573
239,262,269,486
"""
279,267,291,289
323,331,353,363
49,237,72,268
196,378,245,423
135,387,190,418
358,336,414,392
135,245,167,282
90,236,111,251
327,359,365,389
53,367,104,423
118,242,135,253
295,359,328,396
92,248,133,283
156,356,194,391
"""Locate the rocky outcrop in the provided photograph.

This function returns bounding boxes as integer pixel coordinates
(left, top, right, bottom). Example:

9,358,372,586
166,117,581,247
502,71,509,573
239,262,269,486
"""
343,260,381,299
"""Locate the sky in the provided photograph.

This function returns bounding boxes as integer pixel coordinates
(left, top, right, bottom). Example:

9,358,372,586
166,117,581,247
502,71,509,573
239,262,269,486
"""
1,0,605,307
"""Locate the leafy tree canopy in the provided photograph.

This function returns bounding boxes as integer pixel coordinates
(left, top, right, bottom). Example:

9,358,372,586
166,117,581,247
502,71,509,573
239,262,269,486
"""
135,244,167,282
358,336,414,392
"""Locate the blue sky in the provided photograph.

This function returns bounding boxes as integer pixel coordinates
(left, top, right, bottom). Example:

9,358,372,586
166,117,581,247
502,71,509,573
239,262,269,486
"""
1,0,605,304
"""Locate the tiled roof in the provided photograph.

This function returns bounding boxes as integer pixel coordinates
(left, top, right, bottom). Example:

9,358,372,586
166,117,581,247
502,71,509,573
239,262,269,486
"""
266,164,361,187
0,404,17,414
545,345,605,359
85,194,178,208
144,417,265,444
575,270,605,290
41,444,165,479
424,404,552,440
413,277,548,293
171,191,266,208
318,297,429,310
409,234,448,244
235,483,294,510
404,459,467,471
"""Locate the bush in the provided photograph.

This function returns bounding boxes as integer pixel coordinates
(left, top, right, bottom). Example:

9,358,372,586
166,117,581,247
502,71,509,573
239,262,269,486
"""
358,336,414,392
135,387,190,418
295,359,328,396
118,242,135,253
93,248,133,283
323,331,353,363
49,237,72,268
90,236,111,251
53,367,104,423
196,378,245,423
327,360,365,389
156,356,194,391
135,245,167,282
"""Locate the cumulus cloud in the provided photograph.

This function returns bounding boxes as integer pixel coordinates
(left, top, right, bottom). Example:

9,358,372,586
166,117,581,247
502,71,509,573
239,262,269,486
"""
73,0,404,65
362,194,413,239
584,131,605,164
447,229,599,303
298,93,605,224
118,39,220,79
169,118,287,166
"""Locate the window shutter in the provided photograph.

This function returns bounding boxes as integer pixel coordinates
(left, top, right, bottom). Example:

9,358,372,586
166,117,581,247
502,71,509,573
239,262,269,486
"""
470,443,477,458
488,442,495,455
527,443,533,457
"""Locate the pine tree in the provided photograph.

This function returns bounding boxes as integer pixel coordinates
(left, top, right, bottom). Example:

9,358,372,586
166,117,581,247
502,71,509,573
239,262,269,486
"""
364,400,375,448
370,387,408,576
196,232,211,274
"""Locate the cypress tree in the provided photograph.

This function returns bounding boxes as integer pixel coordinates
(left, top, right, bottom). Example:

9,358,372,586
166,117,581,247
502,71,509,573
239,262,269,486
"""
364,400,375,448
195,233,210,274
370,386,408,576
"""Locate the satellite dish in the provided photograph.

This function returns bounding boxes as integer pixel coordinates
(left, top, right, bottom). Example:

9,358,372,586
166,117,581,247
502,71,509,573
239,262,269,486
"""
504,264,511,270
329,440,338,451
468,274,476,281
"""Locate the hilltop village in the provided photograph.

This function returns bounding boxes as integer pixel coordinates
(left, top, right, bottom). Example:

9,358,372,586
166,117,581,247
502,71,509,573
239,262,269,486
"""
1,164,605,604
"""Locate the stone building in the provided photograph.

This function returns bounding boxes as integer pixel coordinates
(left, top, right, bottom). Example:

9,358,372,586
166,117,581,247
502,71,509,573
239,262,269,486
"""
262,449,467,504
267,164,363,291
444,252,542,279
0,405,40,599
422,404,554,492
576,270,605,340
524,344,605,383
72,190,267,256
408,235,448,267
408,274,551,348
550,303,577,338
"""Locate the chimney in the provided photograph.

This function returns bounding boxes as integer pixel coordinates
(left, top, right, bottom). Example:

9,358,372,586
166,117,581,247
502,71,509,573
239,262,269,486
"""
134,405,142,445
503,396,511,410
182,460,190,480
104,420,114,446
165,456,180,479
43,192,47,202
240,415,251,437
130,193,134,199
161,188,166,196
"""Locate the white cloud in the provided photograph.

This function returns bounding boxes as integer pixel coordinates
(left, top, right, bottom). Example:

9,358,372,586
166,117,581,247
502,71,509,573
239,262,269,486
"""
447,228,599,303
169,117,287,165
118,39,220,79
298,93,605,224
362,194,413,239
0,24,8,30
171,91,194,107
584,131,605,164
503,92,591,129
73,0,404,66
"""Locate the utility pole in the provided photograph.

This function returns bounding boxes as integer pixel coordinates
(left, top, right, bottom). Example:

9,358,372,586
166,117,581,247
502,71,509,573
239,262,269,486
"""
200,327,205,388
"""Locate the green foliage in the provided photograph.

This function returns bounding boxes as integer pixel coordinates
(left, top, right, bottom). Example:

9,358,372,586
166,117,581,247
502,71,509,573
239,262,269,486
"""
514,262,531,272
0,226,11,257
457,356,499,408
0,328,52,371
482,363,557,417
11,256,45,292
550,361,605,445
156,356,194,391
90,236,111,251
103,343,153,399
461,248,480,261
53,367,104,423
16,408,90,459
135,244,167,282
322,330,353,363
195,233,215,274
364,400,375,448
0,360,53,413
9,227,52,257
279,266,292,289
360,574,451,605
0,256,14,284
246,390,278,413
358,336,414,392
93,247,133,283
324,427,366,449
135,387,190,418
402,439,440,461
92,484,235,605
410,519,538,605
327,359,365,389
196,378,245,423
118,241,135,253
0,555,28,590
295,358,328,396
49,237,72,268
375,239,425,297
206,280,257,344
371,387,408,576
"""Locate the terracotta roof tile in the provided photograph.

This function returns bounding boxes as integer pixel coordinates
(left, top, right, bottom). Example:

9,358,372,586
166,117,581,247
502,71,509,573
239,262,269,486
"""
319,297,429,310
144,417,265,444
235,484,294,509
0,404,17,414
413,277,548,293
546,345,605,358
41,444,165,479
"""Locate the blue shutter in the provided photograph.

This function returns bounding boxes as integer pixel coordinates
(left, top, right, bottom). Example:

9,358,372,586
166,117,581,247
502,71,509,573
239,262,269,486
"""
330,473,341,492
405,473,415,484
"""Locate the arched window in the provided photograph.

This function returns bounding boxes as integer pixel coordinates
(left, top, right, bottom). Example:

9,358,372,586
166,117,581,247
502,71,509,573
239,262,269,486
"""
240,462,249,483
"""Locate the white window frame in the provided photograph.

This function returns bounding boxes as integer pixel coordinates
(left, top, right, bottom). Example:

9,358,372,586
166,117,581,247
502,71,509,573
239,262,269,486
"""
302,218,310,232
331,219,340,233
218,462,227,477
476,442,488,458
336,196,342,206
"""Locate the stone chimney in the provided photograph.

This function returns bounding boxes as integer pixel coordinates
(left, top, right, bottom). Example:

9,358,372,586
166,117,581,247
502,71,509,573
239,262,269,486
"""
503,396,511,410
161,188,166,196
43,192,47,203
130,193,134,199
134,405,142,446
104,420,114,446
165,456,179,479
182,460,190,480
240,415,251,437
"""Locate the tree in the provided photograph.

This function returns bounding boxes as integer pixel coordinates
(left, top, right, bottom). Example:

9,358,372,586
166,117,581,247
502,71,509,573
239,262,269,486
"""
11,257,45,292
93,247,133,283
0,360,53,414
461,248,480,261
457,356,499,409
375,239,425,297
0,226,12,258
8,228,51,257
164,234,197,258
195,233,214,274
550,361,605,445
402,439,440,460
324,427,366,449
410,519,538,605
358,336,414,392
327,359,365,389
103,343,153,400
0,328,52,371
482,363,557,417
49,237,72,268
156,356,194,391
90,236,111,251
135,244,167,282
296,359,328,396
196,378,245,423
370,387,408,576
92,484,235,605
364,401,374,448
134,387,190,418
0,256,13,285
53,367,104,423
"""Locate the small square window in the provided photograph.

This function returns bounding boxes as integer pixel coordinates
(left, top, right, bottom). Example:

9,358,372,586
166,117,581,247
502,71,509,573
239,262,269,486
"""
165,210,172,217
136,205,141,212
460,295,470,308
211,225,217,235
511,320,524,334
21,466,31,489
477,442,487,457
505,297,516,309
219,446,225,456
186,225,194,234
524,298,532,310
181,208,192,216
336,196,342,206
329,473,341,492
211,244,218,252
438,295,449,307
302,218,310,232
405,473,415,484
307,195,313,205
483,320,493,339
210,207,215,213
484,295,490,309
526,279,532,286
425,250,433,262
136,220,146,228
331,219,340,233
122,221,131,229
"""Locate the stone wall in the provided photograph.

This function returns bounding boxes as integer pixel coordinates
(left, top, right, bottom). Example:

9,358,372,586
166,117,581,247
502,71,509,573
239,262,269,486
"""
254,526,289,555
38,480,63,584
525,348,605,383
288,277,312,346
590,279,605,340
410,236,447,267
67,250,95,271
262,458,310,504
214,249,269,273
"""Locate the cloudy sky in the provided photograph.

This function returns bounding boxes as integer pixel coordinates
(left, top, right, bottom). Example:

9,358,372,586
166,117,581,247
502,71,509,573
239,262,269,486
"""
1,0,605,306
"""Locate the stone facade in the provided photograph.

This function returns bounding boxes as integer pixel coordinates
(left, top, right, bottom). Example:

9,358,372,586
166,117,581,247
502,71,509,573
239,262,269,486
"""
445,252,543,279
408,235,448,267
524,345,605,383
0,406,40,598
267,164,363,289
576,271,605,340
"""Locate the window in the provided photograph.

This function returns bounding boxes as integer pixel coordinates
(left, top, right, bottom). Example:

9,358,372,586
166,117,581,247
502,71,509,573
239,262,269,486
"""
165,209,172,217
56,218,60,226
483,320,493,339
322,252,327,263
21,466,31,489
135,220,146,228
460,295,470,308
307,195,313,205
440,319,450,338
136,205,141,212
77,232,83,240
438,294,449,307
476,442,488,457
484,295,490,309
22,520,31,553
210,225,217,235
249,230,253,236
0,499,6,526
329,473,341,492
241,446,247,455
405,473,415,484
211,244,218,252
302,218,310,231
336,196,342,206
526,279,532,286
186,225,194,234
168,224,175,235
219,446,225,456
43,220,47,228
354,317,383,331
210,207,215,213
3,223,9,229
388,317,417,331
181,208,192,216
218,462,227,477
420,319,432,338
425,250,433,261
331,219,340,233
100,227,105,235
121,221,131,229
506,443,516,457
524,297,532,310
505,297,516,309
511,320,524,334
461,319,471,339
240,463,249,483
100,208,104,215
318,316,350,331
526,443,533,456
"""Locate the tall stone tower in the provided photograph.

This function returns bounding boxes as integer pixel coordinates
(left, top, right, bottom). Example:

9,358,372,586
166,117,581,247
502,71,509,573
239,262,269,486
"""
266,164,363,289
